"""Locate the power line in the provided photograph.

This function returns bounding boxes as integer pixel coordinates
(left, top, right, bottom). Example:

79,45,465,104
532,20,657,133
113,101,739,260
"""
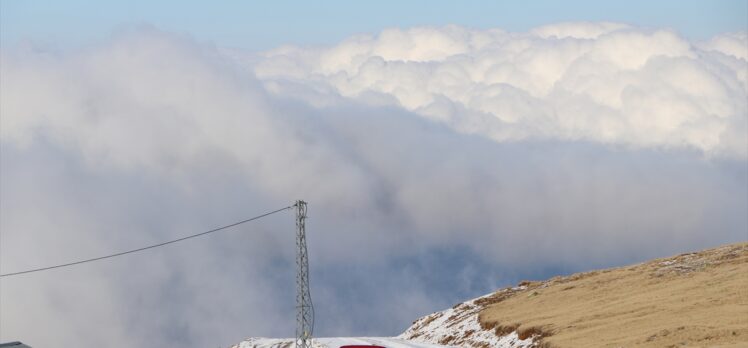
0,205,293,278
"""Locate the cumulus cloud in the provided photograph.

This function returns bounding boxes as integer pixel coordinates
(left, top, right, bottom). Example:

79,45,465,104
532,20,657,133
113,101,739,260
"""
252,23,748,158
0,24,746,348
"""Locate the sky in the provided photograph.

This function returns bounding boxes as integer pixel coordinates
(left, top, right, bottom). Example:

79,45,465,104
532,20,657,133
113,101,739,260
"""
1,1,747,348
2,0,748,50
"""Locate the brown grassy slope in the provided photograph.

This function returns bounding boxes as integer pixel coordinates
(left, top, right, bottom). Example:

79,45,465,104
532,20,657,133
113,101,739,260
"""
479,242,748,348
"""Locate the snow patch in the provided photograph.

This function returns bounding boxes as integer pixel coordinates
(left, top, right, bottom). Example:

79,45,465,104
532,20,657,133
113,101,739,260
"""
398,291,536,348
233,337,454,348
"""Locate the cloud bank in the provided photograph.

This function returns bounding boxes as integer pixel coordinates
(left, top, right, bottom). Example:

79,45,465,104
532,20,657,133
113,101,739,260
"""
252,23,748,158
0,23,746,348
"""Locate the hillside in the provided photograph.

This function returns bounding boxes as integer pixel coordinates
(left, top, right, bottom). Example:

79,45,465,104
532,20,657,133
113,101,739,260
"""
400,242,748,348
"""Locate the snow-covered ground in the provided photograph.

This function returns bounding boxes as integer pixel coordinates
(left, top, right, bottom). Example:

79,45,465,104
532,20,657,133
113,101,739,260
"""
398,290,536,348
234,337,455,348
235,289,537,348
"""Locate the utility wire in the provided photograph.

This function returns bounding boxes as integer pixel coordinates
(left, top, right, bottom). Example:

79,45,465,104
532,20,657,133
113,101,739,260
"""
0,205,293,278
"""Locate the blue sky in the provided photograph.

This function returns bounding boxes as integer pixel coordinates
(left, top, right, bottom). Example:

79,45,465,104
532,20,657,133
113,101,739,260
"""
2,0,747,50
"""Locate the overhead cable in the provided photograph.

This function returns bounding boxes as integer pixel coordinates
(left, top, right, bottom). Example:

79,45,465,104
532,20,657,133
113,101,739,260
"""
0,205,293,278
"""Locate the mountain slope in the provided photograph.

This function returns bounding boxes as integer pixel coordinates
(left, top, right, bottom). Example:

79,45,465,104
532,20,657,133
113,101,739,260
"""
400,242,748,348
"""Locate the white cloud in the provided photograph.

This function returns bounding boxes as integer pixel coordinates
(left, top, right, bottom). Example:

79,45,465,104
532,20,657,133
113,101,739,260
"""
531,22,630,39
252,24,748,158
700,31,748,60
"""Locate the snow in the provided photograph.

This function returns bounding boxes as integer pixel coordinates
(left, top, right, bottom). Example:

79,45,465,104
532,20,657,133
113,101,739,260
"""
235,290,540,348
234,337,455,348
398,291,536,348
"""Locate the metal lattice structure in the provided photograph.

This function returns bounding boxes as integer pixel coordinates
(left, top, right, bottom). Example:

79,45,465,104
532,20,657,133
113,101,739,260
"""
295,200,313,348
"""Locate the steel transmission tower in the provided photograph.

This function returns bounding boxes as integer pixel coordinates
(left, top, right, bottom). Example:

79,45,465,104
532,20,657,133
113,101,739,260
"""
295,200,313,348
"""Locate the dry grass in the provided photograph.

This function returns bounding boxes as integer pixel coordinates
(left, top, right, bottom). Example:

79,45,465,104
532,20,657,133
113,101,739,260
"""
439,335,456,345
496,324,520,337
479,242,748,348
517,326,550,340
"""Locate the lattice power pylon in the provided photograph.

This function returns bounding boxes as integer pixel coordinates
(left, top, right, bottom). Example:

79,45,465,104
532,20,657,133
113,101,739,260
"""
295,200,313,348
